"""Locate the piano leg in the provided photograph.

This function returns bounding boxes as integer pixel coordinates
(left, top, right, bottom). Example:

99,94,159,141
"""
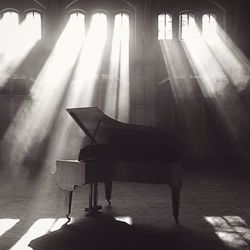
171,187,180,224
104,163,114,206
63,190,73,221
89,183,93,208
104,180,112,205
168,161,182,224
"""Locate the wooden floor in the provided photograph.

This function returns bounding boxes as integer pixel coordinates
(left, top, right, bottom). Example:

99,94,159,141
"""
0,164,250,250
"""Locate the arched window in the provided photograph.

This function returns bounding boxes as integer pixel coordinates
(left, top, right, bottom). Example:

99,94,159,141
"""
1,11,19,34
202,13,217,39
179,12,195,40
91,12,107,40
69,11,85,37
114,12,130,41
25,11,42,40
158,13,173,40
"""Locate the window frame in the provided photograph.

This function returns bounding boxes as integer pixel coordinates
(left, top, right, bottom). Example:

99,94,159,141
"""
202,12,217,37
0,9,20,26
24,9,43,40
157,13,173,40
179,11,196,40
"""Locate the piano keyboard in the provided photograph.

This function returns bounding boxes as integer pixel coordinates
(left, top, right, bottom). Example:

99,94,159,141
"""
54,160,86,191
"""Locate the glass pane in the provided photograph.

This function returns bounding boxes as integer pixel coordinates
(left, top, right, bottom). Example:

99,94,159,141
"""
92,12,107,40
158,14,165,30
0,11,19,48
202,13,217,39
25,12,42,40
1,11,19,34
165,14,172,39
158,14,172,40
180,13,195,40
69,12,85,37
158,30,165,40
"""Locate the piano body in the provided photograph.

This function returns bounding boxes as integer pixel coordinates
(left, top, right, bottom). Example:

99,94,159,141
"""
54,107,184,223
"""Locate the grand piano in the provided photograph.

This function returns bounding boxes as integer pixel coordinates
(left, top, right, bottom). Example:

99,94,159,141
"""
54,107,184,223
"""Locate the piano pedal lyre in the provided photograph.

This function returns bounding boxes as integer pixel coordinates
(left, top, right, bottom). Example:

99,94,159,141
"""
85,182,102,214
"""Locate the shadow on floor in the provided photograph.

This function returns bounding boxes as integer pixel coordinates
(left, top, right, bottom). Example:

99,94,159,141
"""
29,213,232,250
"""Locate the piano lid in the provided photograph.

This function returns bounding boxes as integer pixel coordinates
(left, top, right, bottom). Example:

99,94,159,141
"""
66,106,170,145
66,107,124,145
66,107,184,162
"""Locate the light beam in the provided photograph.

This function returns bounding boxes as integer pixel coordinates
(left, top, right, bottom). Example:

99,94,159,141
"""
203,15,250,91
104,13,130,122
0,12,41,87
45,12,108,167
0,11,19,54
181,20,250,150
3,14,85,172
159,39,196,134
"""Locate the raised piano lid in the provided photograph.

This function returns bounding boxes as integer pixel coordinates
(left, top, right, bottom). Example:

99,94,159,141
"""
66,107,122,145
66,107,184,161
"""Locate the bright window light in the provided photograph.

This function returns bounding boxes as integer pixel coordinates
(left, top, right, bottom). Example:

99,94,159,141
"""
3,13,85,168
104,12,130,122
1,11,19,31
0,11,19,50
66,10,107,101
10,218,56,250
0,219,20,237
69,12,85,36
25,11,42,40
204,18,250,91
91,12,107,43
202,13,217,40
50,218,68,232
82,12,107,79
0,11,41,88
181,15,250,145
179,13,196,40
39,11,107,163
115,216,133,225
158,13,172,40
205,216,250,249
